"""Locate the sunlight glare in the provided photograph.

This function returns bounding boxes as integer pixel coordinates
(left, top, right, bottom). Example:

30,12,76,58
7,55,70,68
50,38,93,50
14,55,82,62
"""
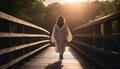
65,0,88,3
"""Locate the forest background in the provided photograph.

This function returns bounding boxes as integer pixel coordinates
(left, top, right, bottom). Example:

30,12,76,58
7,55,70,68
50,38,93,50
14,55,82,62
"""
0,0,120,32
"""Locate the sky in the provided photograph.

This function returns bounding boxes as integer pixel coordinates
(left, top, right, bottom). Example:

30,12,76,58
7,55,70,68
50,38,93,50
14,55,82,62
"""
43,0,89,6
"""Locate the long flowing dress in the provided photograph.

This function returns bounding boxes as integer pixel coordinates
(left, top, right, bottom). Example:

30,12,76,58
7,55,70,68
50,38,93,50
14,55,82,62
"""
51,23,72,53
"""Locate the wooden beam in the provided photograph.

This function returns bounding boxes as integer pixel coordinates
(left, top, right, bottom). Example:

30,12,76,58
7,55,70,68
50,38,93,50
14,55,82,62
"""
0,40,50,55
0,43,50,69
72,11,120,32
73,34,119,38
71,40,119,55
0,12,50,34
0,32,50,38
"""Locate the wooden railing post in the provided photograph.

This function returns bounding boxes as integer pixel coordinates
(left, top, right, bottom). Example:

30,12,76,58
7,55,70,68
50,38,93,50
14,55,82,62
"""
104,22,112,34
118,19,120,34
88,26,94,46
93,24,102,68
103,22,113,50
94,24,101,48
94,24,101,34
118,19,120,53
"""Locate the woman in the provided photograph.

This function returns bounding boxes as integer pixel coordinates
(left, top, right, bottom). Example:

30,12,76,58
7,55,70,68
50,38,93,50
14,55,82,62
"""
51,16,72,60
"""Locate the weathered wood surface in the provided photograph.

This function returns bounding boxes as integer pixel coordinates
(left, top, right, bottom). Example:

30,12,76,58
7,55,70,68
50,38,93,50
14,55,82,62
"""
18,47,94,69
0,12,50,34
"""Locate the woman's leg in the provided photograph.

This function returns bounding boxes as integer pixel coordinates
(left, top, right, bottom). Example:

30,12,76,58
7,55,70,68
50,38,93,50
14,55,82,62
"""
59,53,61,59
59,52,63,60
60,51,64,59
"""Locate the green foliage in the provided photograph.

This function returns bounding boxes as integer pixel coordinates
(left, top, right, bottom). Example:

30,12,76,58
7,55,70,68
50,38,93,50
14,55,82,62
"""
0,0,119,33
45,1,120,32
0,0,46,26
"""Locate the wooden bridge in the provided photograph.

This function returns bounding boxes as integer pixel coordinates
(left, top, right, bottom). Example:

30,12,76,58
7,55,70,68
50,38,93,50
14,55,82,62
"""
0,11,120,69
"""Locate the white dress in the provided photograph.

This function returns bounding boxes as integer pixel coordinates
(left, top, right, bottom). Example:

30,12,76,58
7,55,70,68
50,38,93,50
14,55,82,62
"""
51,23,72,53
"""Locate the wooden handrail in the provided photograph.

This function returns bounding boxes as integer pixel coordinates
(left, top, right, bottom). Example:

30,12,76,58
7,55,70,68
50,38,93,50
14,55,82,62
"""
0,12,50,34
0,12,50,68
0,32,50,38
0,43,50,69
72,40,119,55
0,40,50,55
70,43,108,69
72,11,120,32
73,34,119,38
71,11,120,69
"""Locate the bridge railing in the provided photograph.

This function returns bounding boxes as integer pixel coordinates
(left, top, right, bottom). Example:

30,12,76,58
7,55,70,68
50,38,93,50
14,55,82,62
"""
70,11,120,69
0,12,50,69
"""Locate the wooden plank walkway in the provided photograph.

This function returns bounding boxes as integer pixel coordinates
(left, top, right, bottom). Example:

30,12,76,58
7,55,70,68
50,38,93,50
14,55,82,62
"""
18,47,94,69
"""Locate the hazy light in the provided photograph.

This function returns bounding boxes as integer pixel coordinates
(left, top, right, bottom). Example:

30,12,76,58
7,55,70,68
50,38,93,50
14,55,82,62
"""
65,0,88,3
44,0,110,6
44,0,88,6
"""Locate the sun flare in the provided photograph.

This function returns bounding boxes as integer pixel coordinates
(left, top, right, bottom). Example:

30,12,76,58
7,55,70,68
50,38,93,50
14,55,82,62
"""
65,0,88,3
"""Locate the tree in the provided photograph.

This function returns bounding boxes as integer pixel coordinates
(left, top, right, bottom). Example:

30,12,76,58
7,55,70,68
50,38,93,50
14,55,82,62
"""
0,0,47,28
